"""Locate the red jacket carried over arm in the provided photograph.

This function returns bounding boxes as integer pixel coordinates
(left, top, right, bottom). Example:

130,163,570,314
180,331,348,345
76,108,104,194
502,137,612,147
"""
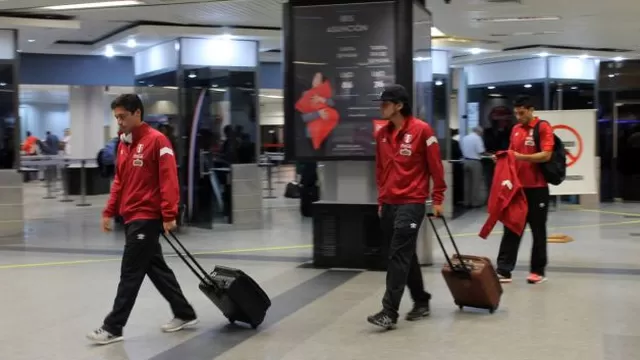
479,150,528,239
156,136,179,222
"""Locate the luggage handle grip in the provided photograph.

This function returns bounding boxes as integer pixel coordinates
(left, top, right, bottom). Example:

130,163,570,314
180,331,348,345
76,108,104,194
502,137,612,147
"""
426,214,471,274
161,231,217,286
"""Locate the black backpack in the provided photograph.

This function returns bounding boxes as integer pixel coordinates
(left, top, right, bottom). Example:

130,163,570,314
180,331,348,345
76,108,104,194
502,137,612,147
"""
533,120,566,185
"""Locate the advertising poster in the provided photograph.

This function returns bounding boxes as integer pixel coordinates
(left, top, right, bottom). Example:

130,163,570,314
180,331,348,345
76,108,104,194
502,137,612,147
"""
291,1,395,158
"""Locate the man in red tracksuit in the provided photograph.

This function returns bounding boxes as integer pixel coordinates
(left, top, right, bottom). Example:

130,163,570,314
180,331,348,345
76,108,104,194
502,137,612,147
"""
87,94,197,345
495,95,554,285
367,85,447,330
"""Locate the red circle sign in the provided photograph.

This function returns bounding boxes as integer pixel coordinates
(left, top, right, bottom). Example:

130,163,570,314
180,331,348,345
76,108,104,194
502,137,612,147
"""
552,124,583,167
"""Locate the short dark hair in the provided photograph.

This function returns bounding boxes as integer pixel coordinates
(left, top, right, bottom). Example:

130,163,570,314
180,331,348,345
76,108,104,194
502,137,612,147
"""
514,95,534,109
400,102,412,117
111,93,144,120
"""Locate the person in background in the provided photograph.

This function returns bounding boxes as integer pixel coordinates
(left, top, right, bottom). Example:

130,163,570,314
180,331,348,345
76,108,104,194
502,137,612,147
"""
460,126,487,207
21,131,37,155
62,128,71,155
495,95,553,285
87,94,197,345
368,84,447,330
43,131,60,155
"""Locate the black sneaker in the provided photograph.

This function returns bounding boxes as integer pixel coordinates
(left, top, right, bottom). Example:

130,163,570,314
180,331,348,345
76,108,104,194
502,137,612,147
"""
405,302,430,321
496,272,512,283
366,311,397,330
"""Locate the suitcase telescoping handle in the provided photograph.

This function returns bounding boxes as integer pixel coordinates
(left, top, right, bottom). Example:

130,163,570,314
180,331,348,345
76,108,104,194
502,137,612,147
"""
161,231,216,285
426,214,471,274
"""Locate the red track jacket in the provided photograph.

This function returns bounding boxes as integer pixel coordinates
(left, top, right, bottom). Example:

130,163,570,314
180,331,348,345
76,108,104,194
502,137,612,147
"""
376,116,446,206
103,123,179,224
479,150,528,239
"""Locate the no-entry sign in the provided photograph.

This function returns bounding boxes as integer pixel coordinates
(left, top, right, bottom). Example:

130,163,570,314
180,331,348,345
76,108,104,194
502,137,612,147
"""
535,110,597,196
552,124,583,167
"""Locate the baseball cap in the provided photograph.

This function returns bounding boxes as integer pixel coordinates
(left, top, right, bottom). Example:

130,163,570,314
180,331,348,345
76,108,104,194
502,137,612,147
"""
374,84,409,103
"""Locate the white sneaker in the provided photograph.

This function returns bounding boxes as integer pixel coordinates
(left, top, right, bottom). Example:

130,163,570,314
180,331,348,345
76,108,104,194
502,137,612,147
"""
86,328,123,345
161,318,199,333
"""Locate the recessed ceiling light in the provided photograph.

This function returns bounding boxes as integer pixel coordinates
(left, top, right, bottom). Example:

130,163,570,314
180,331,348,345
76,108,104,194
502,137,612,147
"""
474,16,561,23
0,83,6,86
104,45,115,57
608,74,615,78
40,0,143,10
435,80,443,86
571,86,578,90
126,38,136,48
188,72,196,78
613,56,624,62
524,84,532,88
27,39,35,43
469,48,483,55
579,54,589,59
537,52,549,57
489,93,502,97
487,86,495,89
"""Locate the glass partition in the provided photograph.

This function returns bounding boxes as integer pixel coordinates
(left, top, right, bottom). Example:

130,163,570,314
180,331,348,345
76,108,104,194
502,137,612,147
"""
468,83,540,153
180,67,258,227
0,63,16,167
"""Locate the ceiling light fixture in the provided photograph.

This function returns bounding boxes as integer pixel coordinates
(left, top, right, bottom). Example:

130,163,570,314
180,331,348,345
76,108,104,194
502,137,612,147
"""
27,39,35,43
188,72,196,78
469,48,483,55
221,33,233,40
537,52,549,57
474,16,561,23
435,80,443,86
126,38,136,48
487,86,495,90
613,56,624,62
579,54,589,59
104,45,115,57
571,86,578,90
524,84,532,88
608,74,615,78
40,0,143,10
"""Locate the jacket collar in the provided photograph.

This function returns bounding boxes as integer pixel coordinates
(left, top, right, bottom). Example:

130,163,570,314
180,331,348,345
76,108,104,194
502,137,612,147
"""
120,122,150,144
384,116,414,135
523,116,540,129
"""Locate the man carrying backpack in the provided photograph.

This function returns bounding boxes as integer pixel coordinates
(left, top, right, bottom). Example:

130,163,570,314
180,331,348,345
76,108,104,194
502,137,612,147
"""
495,95,562,285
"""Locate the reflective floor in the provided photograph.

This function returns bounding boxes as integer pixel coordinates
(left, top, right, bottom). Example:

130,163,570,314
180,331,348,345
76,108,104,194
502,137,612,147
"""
3,178,640,359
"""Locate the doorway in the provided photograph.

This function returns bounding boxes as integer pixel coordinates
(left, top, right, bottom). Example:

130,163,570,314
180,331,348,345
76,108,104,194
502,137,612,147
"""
612,101,640,201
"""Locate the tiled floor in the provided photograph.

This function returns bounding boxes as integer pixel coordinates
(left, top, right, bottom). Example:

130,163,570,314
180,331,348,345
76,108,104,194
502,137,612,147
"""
3,172,640,359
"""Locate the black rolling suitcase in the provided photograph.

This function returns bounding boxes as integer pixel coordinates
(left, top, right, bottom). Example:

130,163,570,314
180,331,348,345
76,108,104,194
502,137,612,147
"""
162,231,271,328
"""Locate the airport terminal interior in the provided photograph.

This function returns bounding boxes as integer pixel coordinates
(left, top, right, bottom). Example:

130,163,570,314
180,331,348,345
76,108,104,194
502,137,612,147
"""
1,0,640,359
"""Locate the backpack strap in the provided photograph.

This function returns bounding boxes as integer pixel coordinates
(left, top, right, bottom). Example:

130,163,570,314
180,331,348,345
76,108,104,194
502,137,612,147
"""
532,120,547,153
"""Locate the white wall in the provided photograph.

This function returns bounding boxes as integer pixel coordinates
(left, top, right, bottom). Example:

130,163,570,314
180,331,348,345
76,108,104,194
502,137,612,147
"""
19,103,69,140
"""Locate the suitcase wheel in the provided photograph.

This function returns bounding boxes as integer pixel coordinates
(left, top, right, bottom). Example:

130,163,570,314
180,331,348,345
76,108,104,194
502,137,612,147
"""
228,318,236,324
458,305,463,310
489,308,495,314
251,323,258,329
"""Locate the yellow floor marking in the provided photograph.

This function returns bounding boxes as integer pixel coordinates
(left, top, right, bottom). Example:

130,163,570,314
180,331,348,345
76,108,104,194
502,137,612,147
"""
578,208,640,217
1,219,639,270
0,244,311,270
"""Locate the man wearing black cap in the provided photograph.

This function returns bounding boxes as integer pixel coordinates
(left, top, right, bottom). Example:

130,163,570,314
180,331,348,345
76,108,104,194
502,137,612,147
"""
367,84,447,330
